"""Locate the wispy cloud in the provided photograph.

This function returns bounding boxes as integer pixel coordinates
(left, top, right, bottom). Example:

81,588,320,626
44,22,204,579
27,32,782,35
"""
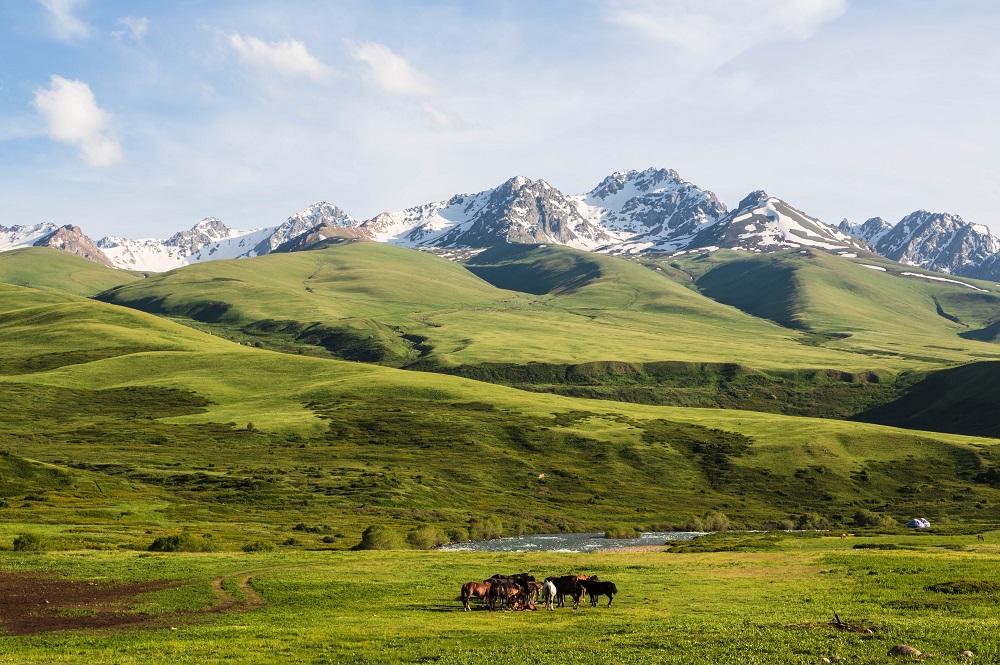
112,16,149,43
37,0,89,41
606,0,846,67
33,75,122,166
350,42,435,96
229,34,331,82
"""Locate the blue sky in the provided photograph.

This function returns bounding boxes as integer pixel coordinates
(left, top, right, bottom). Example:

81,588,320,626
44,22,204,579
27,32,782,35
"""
2,0,999,237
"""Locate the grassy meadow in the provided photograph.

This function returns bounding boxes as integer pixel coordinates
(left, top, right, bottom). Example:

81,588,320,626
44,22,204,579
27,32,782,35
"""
2,533,1000,663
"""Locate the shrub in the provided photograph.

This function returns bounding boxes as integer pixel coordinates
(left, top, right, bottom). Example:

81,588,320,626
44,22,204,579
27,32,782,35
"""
406,525,448,550
703,511,730,532
446,527,469,543
468,516,503,541
683,516,704,531
321,535,336,544
353,525,406,550
147,533,213,552
604,526,639,539
853,509,897,528
242,540,277,553
12,533,45,552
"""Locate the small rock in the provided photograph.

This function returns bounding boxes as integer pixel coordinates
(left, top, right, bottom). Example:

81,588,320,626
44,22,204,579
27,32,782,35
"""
960,651,975,659
821,658,831,664
888,644,922,657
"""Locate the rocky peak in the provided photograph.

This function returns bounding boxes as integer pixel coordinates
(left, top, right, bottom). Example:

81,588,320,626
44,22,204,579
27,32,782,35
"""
33,224,114,266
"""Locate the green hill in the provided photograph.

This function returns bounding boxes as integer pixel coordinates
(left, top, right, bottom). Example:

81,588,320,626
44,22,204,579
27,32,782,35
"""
2,282,1000,547
95,242,924,373
659,249,1000,364
0,247,138,296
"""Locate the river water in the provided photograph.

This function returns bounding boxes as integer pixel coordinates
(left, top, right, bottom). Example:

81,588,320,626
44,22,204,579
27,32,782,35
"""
438,531,703,553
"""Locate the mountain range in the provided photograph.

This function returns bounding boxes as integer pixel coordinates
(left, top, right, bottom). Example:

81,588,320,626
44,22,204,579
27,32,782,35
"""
3,167,998,279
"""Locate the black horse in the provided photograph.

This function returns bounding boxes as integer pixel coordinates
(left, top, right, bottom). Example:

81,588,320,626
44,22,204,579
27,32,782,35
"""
579,578,618,607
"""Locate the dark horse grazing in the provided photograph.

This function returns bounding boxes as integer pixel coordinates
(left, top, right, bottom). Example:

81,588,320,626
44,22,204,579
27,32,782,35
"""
545,575,585,609
460,581,492,611
579,577,618,607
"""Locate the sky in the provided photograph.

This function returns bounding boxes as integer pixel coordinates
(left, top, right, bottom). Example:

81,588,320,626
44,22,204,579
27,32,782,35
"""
1,0,999,238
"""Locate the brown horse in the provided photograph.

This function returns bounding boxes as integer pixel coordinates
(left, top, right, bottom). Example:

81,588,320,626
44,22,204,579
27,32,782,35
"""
461,581,492,611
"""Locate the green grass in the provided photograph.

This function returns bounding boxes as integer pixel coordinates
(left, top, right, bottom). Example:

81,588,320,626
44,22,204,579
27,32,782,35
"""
0,247,138,296
2,282,1000,549
95,242,933,372
2,535,1000,663
657,248,1000,366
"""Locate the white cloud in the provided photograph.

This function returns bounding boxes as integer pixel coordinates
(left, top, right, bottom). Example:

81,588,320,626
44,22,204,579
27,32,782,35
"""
112,16,149,42
228,34,331,82
37,0,89,41
33,75,123,166
350,42,435,96
606,0,846,66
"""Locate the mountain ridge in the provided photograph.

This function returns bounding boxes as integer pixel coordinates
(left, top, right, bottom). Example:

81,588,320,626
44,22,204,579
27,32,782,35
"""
5,168,999,276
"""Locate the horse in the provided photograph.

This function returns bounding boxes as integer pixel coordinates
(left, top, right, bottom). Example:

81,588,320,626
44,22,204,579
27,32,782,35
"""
460,581,492,611
579,577,618,607
488,578,524,610
545,575,585,609
541,580,557,610
978,534,986,542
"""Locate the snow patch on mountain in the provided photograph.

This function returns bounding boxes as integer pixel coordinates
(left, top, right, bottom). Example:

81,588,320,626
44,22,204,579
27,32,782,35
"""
0,223,59,251
98,218,274,271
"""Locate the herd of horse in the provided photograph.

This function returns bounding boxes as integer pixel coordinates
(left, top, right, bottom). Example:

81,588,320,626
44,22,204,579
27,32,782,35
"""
460,572,618,611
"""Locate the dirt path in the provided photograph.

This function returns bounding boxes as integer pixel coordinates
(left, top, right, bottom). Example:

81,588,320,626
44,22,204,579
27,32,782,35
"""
207,573,264,613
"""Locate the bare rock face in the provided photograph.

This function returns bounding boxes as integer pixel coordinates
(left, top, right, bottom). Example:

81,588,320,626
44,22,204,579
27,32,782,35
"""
33,225,114,267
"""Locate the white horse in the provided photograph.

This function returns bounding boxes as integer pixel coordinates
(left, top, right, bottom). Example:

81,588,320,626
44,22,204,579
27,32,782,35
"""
542,580,557,611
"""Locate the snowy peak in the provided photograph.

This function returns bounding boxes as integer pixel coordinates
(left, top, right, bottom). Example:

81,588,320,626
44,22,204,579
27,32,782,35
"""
839,217,893,247
257,202,359,255
0,222,59,252
692,192,865,252
359,175,613,250
872,210,1000,276
580,168,727,253
165,217,237,250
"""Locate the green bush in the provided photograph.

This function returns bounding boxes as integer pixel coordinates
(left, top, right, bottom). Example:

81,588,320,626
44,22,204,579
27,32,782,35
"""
446,527,469,543
147,533,214,552
468,516,503,541
853,509,897,528
354,525,406,550
12,533,45,552
242,540,277,553
927,580,1000,594
703,511,730,532
604,526,639,539
406,525,448,550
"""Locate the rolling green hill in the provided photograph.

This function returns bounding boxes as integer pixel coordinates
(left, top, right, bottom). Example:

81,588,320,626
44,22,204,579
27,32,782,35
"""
0,247,138,296
658,248,1000,364
95,242,954,374
2,281,1000,549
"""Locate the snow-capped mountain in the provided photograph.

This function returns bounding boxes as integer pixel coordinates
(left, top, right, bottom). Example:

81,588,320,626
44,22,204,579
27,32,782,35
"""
838,217,893,247
690,191,866,252
839,211,1000,280
256,202,361,255
7,168,1000,275
361,176,614,250
0,223,59,252
97,218,274,272
577,168,727,253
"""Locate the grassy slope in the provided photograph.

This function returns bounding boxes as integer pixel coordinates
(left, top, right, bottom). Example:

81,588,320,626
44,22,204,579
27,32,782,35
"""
95,242,909,372
0,247,138,296
658,249,1000,366
2,284,1000,546
2,536,1000,663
